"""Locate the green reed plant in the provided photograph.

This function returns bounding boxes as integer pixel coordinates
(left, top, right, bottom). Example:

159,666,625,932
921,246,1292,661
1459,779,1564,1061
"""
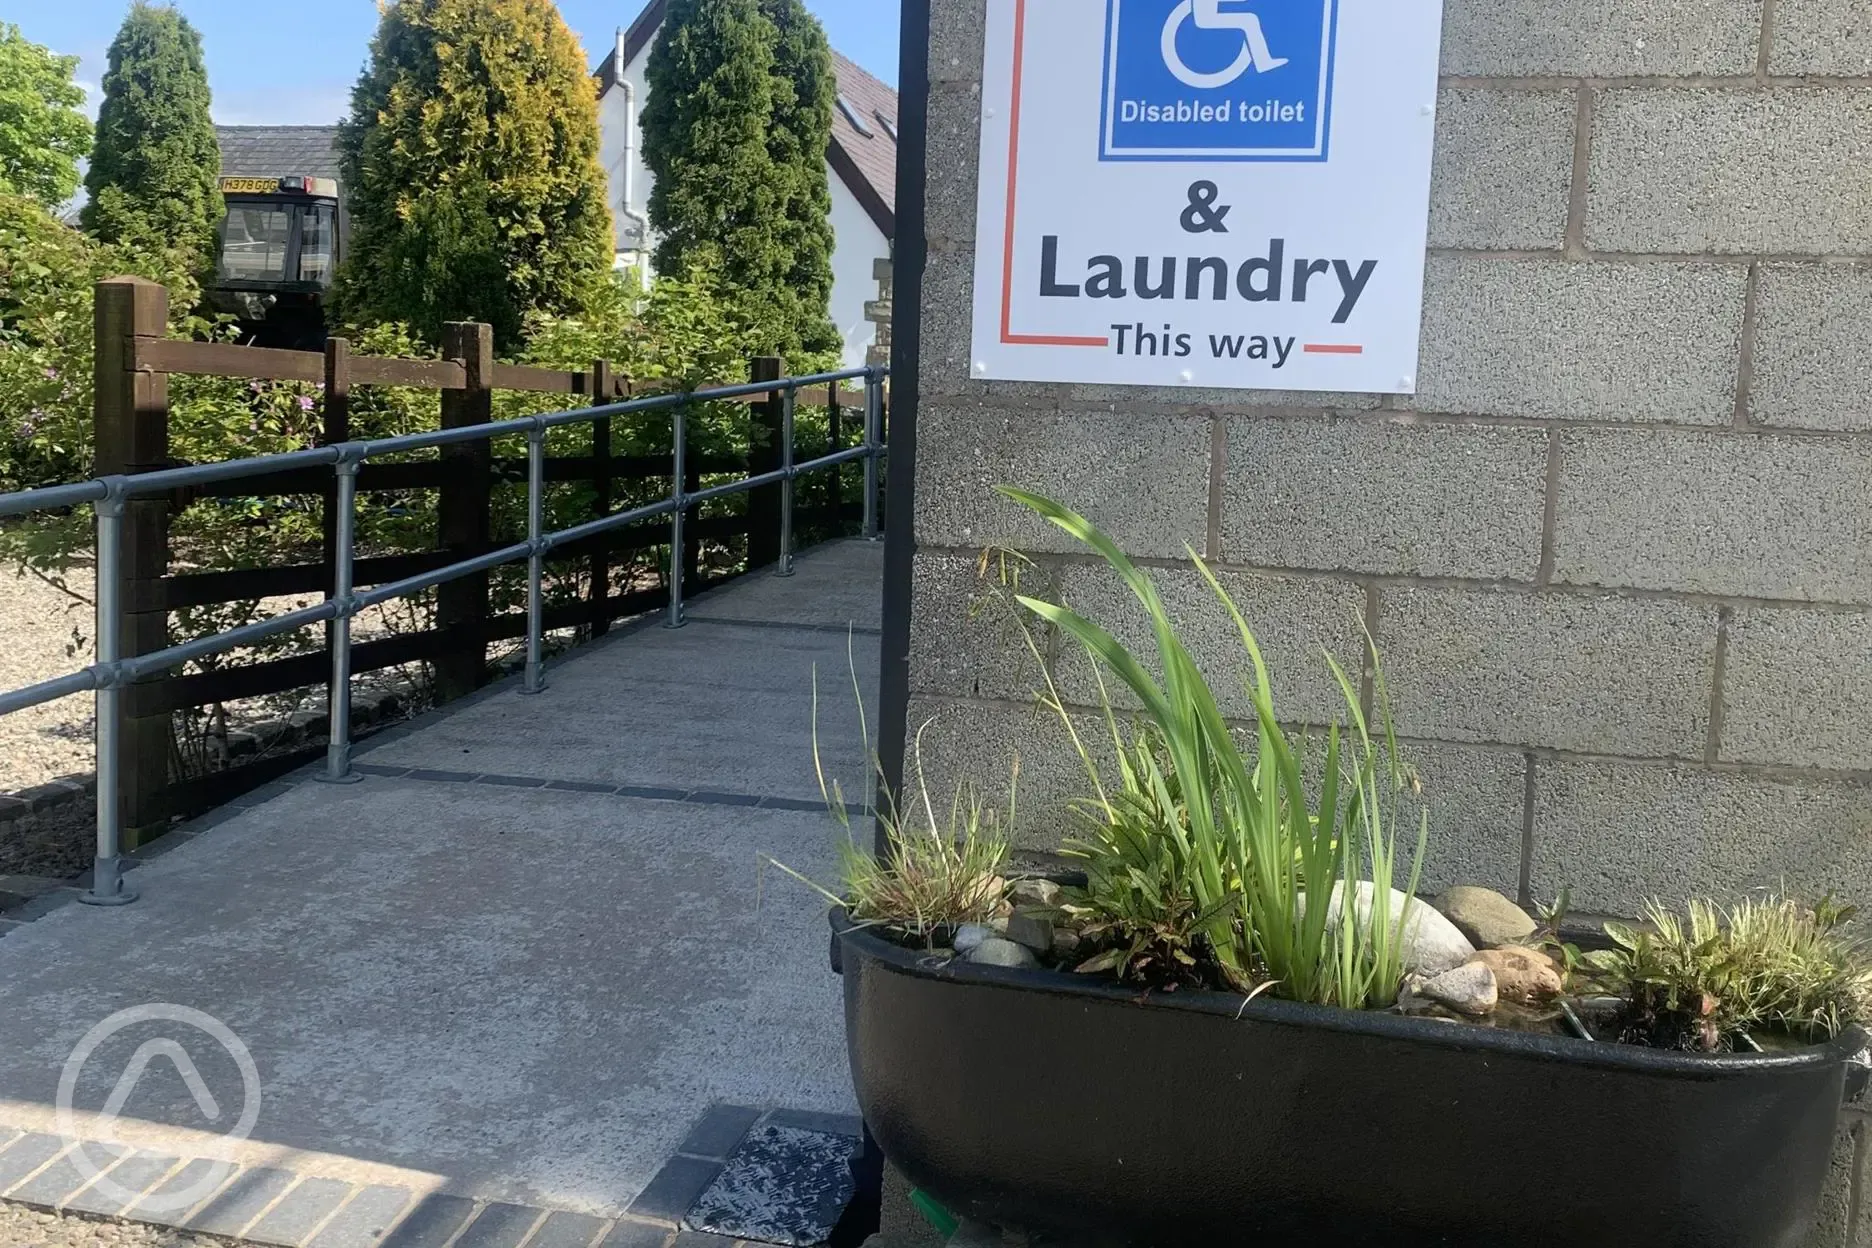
766,631,1013,941
999,487,1425,1008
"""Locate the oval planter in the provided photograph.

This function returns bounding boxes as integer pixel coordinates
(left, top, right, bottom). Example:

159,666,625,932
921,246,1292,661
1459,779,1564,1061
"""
833,911,1870,1247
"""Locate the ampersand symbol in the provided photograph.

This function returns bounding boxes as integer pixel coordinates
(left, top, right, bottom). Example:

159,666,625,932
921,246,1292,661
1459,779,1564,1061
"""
1179,181,1231,234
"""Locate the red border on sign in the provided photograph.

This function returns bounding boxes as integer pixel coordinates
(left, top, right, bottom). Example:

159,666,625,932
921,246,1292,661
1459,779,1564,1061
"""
1000,0,1110,348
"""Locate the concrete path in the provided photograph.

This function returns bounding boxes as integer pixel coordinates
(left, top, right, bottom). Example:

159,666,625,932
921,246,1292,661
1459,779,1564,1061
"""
0,541,883,1236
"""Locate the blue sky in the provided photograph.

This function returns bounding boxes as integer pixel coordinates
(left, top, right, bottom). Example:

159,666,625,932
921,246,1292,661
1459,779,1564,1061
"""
13,1,900,126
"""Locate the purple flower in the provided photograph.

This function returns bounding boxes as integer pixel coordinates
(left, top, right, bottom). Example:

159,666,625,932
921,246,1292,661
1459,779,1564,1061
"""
42,367,58,380
249,380,264,393
298,395,316,412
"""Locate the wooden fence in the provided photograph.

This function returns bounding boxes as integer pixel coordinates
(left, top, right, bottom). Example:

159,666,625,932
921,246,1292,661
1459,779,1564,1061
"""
91,277,881,843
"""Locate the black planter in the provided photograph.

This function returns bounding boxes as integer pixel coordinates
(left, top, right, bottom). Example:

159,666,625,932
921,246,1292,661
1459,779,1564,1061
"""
833,911,1870,1248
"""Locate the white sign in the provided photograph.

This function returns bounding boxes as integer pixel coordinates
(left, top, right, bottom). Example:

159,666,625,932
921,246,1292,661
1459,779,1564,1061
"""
969,0,1445,393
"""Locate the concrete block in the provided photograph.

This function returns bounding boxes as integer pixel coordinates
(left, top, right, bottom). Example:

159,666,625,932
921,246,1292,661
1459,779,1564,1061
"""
1769,0,1872,75
1414,257,1746,426
244,1176,358,1247
4,1142,123,1209
913,399,1213,559
526,1212,611,1248
1440,0,1762,76
1428,88,1575,252
1221,415,1548,581
1551,428,1872,602
1396,742,1529,899
1376,586,1719,757
1528,758,1872,914
306,1183,416,1248
929,0,986,85
907,550,1052,702
918,250,977,398
1749,264,1872,433
62,1150,180,1217
186,1167,301,1236
453,1202,545,1248
926,84,982,251
1588,90,1872,256
1721,608,1872,772
1051,561,1366,725
0,1132,70,1194
903,696,1106,851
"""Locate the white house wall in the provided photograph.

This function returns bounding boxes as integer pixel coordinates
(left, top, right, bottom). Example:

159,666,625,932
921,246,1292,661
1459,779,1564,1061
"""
827,174,883,368
599,44,885,367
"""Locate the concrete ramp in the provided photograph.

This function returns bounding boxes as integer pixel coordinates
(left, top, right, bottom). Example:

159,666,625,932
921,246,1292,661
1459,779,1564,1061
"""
0,540,884,1245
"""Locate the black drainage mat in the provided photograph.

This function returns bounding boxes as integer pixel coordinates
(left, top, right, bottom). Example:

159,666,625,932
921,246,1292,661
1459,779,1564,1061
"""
681,1122,862,1246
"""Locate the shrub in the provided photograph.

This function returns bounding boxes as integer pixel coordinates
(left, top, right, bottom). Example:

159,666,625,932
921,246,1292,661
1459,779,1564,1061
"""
336,0,613,350
0,23,91,210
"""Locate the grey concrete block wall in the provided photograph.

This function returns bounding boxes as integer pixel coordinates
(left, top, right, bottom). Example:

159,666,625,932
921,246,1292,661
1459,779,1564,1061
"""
907,9,1872,1227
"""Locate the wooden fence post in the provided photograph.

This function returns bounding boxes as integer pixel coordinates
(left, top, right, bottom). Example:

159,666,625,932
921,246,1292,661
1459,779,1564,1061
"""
92,276,172,847
589,358,612,636
435,322,493,702
747,356,784,569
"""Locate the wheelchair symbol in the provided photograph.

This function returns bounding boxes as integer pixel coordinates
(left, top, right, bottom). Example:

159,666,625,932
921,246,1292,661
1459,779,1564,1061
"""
1160,0,1288,89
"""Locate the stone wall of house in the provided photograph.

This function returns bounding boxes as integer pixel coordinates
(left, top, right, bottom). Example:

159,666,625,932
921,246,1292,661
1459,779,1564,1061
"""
905,2,1872,1236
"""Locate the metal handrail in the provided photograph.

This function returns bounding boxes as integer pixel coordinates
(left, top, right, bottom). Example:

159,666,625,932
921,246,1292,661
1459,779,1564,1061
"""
0,364,889,905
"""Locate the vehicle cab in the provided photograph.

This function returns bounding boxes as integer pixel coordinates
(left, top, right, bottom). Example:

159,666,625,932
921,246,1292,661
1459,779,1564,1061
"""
210,174,344,348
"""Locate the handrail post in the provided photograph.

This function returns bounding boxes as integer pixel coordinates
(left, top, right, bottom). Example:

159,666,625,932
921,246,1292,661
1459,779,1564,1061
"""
522,422,548,693
776,385,796,577
82,485,136,905
319,453,364,783
665,404,687,629
863,368,882,541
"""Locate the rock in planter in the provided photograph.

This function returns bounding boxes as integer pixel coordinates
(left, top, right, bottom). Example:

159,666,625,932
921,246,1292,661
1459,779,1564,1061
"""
967,937,1039,969
1308,881,1476,976
1005,910,1055,955
954,923,995,954
1413,962,1498,1017
1435,885,1538,949
1470,945,1562,1005
1009,878,1062,908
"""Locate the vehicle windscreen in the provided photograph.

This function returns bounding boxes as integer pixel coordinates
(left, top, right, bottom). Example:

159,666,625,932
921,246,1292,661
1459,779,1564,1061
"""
298,204,337,284
217,204,294,282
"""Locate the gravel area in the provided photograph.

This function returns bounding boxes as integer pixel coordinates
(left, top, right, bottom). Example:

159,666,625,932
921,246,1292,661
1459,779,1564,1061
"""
0,1204,225,1248
0,567,96,795
0,564,443,882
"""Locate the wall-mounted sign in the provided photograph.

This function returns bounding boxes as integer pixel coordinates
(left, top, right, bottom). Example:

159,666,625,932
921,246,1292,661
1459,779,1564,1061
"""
969,0,1445,393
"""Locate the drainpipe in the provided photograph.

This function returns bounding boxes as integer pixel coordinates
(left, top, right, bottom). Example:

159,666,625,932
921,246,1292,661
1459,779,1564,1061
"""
616,29,634,217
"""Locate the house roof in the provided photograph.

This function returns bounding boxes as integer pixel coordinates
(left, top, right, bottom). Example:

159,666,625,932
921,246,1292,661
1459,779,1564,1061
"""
216,126,344,184
594,2,897,239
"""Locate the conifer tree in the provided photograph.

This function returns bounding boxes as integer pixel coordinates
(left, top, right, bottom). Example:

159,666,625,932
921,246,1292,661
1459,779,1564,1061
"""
642,0,839,360
337,0,613,349
82,3,221,271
